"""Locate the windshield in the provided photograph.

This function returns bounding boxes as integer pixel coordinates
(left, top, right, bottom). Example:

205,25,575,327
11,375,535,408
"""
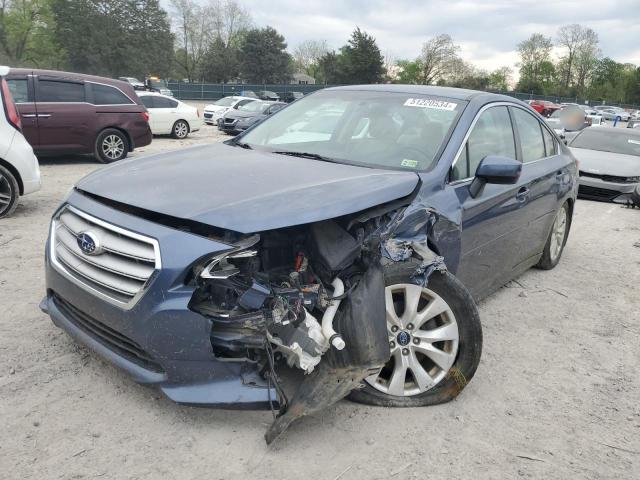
571,129,640,157
215,97,237,107
239,101,269,113
149,79,168,88
239,89,465,170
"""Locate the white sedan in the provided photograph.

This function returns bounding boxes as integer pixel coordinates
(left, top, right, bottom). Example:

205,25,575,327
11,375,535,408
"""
203,96,257,125
137,92,201,139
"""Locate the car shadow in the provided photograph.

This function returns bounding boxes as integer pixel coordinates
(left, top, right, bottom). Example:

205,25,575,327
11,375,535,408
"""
37,154,100,166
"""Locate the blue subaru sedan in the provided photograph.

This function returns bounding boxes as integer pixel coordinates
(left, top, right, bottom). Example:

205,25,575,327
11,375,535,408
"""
42,85,577,442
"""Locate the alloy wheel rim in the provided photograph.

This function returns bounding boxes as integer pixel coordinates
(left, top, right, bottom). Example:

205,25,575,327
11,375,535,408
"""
366,283,459,397
175,122,188,138
102,135,125,159
0,173,13,213
550,207,567,261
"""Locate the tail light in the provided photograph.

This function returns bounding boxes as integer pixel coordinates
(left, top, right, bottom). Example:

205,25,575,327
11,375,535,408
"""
1,78,22,132
140,111,150,122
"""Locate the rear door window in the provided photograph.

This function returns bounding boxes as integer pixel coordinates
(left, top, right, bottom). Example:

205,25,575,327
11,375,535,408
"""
38,80,85,103
92,83,133,105
154,97,178,108
541,125,557,156
512,108,546,162
6,78,30,103
140,96,155,108
451,106,516,181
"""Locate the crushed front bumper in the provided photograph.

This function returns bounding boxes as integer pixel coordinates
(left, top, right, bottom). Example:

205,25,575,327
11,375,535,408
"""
578,177,639,203
43,190,276,409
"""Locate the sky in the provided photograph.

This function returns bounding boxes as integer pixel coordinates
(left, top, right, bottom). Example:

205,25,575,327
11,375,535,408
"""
222,0,640,72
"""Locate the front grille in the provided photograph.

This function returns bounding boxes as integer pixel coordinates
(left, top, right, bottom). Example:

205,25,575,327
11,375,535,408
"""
224,118,236,124
579,171,633,183
578,185,619,200
203,112,213,119
51,206,161,307
52,293,163,372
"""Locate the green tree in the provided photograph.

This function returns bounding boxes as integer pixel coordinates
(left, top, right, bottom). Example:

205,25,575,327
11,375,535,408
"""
487,66,512,91
516,33,553,93
239,26,292,83
201,35,240,82
53,0,174,78
395,59,423,84
337,27,384,84
316,51,340,84
0,0,63,67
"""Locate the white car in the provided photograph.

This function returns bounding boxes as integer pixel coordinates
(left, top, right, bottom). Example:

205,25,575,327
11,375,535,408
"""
0,66,40,218
203,96,257,125
137,92,201,139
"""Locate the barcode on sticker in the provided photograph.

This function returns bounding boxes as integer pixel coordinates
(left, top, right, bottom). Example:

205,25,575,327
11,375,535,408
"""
404,98,457,110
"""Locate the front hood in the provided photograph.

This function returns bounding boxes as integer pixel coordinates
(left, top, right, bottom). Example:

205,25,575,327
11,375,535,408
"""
76,143,419,233
225,110,261,120
570,147,640,177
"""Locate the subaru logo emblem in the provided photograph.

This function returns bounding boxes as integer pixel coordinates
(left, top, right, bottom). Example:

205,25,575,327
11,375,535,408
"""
77,231,101,256
397,331,411,346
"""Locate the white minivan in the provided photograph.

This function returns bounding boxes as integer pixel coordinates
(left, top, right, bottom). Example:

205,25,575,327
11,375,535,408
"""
0,66,40,218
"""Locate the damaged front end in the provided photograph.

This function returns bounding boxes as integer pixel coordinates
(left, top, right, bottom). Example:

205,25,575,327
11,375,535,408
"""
188,203,442,443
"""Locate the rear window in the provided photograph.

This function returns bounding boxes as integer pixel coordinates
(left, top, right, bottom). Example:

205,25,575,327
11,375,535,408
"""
153,97,178,108
38,80,85,103
6,79,29,103
92,83,133,105
570,129,640,157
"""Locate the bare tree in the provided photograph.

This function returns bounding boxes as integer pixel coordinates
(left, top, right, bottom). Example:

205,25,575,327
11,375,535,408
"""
573,28,600,92
417,34,460,84
292,39,329,73
170,0,213,81
209,0,251,48
557,24,598,90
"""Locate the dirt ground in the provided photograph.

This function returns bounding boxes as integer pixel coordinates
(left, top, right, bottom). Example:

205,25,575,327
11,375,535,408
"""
1,122,639,480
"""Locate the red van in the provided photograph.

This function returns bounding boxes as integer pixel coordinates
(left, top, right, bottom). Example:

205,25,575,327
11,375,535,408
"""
5,69,152,163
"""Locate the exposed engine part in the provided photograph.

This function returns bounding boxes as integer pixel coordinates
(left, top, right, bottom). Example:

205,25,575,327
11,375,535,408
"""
321,278,346,350
265,260,389,444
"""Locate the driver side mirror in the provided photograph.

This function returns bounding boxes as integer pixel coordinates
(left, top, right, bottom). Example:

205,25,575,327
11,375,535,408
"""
469,155,522,198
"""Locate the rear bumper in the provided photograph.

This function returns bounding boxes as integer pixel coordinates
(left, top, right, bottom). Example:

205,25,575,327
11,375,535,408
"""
131,126,153,150
43,191,275,409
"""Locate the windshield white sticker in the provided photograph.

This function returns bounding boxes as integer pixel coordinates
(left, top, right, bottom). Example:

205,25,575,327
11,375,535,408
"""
628,139,640,145
404,98,457,110
401,159,418,168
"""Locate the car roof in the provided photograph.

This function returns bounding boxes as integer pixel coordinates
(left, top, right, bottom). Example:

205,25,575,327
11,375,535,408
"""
10,68,132,90
325,84,516,103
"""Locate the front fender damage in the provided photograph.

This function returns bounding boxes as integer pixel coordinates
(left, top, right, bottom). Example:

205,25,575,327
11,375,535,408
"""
189,202,447,444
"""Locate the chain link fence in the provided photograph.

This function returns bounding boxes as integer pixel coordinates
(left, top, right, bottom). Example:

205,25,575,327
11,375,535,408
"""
168,82,640,110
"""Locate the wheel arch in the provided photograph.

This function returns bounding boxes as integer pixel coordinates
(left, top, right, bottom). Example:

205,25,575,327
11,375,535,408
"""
0,157,23,195
98,127,133,152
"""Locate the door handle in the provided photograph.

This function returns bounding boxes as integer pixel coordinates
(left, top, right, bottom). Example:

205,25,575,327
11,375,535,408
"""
37,114,51,118
516,187,530,202
21,113,37,118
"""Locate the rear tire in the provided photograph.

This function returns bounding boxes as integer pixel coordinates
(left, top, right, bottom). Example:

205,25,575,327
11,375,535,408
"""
95,129,128,164
172,120,189,139
0,165,19,218
349,264,482,407
536,201,570,270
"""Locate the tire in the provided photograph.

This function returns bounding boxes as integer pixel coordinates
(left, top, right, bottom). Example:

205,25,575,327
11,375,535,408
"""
536,201,570,270
0,165,19,218
349,263,482,407
171,120,189,139
95,129,128,164
631,185,640,207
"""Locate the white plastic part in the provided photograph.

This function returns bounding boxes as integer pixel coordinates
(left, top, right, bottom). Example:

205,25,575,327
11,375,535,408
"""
0,66,10,76
322,278,345,350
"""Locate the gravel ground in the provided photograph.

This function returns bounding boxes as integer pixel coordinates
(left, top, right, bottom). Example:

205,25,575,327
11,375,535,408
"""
1,124,639,480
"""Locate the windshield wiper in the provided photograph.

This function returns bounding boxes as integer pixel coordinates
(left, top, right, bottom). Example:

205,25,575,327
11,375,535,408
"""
273,151,337,163
234,140,252,149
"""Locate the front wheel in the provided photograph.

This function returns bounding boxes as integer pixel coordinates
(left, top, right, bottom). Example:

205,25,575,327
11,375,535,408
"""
95,129,128,163
536,201,570,270
349,265,482,407
172,120,189,139
0,165,20,218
